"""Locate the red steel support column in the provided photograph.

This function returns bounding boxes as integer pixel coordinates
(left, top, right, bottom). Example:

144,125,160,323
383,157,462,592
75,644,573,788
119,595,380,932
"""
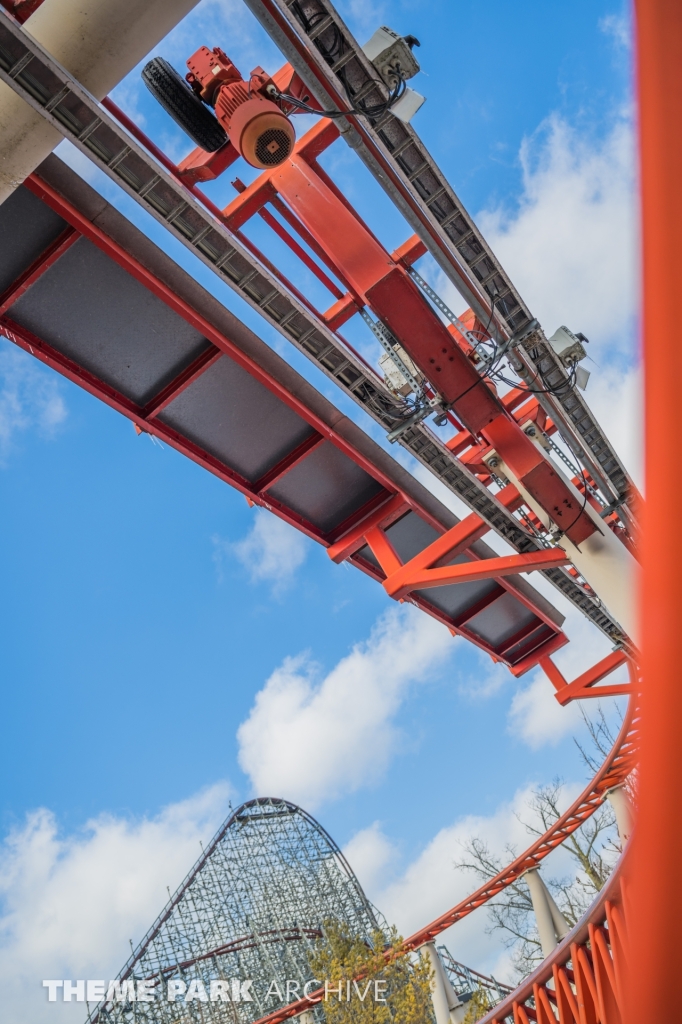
629,3,682,1021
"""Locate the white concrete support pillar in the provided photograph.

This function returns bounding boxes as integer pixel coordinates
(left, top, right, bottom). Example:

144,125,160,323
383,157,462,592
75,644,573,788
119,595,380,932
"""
522,868,570,960
296,1013,315,1024
493,449,639,645
422,942,466,1024
0,0,202,203
605,784,633,843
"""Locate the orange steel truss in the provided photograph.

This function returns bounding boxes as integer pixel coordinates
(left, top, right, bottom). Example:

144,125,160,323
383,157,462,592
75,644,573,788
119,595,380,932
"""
220,119,600,550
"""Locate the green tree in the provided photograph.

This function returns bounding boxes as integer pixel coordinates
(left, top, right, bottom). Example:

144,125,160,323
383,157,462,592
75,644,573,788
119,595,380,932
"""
309,922,434,1024
461,987,491,1024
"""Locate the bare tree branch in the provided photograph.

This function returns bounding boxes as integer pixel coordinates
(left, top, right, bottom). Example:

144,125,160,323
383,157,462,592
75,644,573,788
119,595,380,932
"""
454,709,624,978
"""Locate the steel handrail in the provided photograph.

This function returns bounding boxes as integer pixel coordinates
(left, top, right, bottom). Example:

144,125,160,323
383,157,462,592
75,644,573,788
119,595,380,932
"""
476,848,628,1023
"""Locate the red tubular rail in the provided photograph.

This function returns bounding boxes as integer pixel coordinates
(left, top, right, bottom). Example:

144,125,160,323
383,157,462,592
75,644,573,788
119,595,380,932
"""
400,704,636,951
477,852,629,1024
629,3,682,1022
247,704,637,1024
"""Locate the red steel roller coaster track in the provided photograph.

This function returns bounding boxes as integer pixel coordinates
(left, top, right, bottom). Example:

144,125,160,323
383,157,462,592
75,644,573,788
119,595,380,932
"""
248,698,638,1024
476,855,630,1024
1,0,678,1019
247,1,682,1019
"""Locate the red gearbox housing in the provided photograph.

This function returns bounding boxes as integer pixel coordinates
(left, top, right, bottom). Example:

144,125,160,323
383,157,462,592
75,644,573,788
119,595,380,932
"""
185,46,296,169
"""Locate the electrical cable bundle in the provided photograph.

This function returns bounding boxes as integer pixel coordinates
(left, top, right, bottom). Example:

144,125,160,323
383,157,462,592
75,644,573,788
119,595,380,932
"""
286,2,408,121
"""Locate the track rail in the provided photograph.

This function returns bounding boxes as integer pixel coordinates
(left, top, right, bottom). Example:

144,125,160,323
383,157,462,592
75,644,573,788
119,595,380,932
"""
0,6,627,646
0,160,572,670
246,702,637,1024
243,0,640,532
0,11,641,1021
477,854,628,1024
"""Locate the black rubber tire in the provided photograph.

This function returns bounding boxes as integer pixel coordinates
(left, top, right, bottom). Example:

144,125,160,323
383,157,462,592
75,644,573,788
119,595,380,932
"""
141,57,228,153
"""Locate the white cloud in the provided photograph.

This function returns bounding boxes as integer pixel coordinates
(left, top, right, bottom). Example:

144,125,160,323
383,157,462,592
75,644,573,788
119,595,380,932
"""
359,782,584,982
458,652,510,702
506,598,629,750
216,509,309,594
599,13,631,52
581,362,642,489
0,784,232,1024
343,822,398,894
237,606,454,808
508,672,583,750
0,339,67,461
460,114,638,358
335,0,388,39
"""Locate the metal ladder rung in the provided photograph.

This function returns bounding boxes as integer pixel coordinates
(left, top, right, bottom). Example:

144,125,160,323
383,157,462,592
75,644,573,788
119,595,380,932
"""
308,15,334,41
425,186,447,207
407,161,430,182
331,50,356,73
391,135,416,159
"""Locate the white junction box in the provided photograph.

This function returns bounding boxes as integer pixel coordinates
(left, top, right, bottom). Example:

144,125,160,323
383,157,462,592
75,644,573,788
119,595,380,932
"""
379,345,422,396
548,325,588,366
362,26,420,85
390,87,426,123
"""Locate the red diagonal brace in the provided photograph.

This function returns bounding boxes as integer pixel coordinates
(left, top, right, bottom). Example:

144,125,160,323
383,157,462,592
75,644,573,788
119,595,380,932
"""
382,512,490,598
326,493,409,563
383,548,569,596
0,225,79,314
381,485,525,599
541,650,631,705
364,525,402,576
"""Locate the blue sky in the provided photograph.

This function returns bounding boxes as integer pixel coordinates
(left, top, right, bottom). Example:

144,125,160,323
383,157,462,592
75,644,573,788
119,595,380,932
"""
0,0,637,1015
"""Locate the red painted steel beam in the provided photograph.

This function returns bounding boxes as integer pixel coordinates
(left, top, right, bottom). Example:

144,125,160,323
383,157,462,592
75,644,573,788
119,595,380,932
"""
0,226,78,313
252,432,325,494
269,192,352,285
319,237,427,330
449,586,506,627
363,525,402,576
0,0,44,23
21,175,357,467
142,347,223,420
506,629,568,678
240,0,500,328
3,306,549,671
629,4,682,1020
10,176,414,520
101,99,326,320
328,481,566,656
256,205,344,299
382,548,570,595
322,293,360,332
541,650,631,705
508,631,568,679
328,477,563,627
0,316,331,543
11,170,569,670
381,511,500,599
326,493,411,562
324,489,396,546
222,129,596,545
496,621,549,659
